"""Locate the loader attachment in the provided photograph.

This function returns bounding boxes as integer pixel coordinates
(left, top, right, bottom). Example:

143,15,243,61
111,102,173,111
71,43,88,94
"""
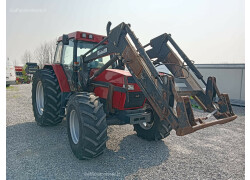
81,22,237,136
144,33,237,135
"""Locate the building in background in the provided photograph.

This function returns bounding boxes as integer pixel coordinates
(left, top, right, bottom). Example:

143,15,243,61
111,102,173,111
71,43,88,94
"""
193,64,245,106
157,63,245,106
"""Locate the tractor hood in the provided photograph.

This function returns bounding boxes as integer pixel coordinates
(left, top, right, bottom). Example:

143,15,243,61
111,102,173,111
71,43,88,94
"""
90,68,145,110
90,69,133,88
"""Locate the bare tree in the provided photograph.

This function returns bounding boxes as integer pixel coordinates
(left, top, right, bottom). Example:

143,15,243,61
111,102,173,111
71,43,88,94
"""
22,50,32,64
34,44,47,67
47,39,57,64
33,39,57,67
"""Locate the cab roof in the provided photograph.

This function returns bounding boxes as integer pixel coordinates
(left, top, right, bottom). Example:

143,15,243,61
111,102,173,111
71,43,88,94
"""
58,31,106,44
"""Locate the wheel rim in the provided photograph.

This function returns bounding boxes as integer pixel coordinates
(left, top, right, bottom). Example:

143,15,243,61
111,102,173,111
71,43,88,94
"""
139,121,154,130
36,81,44,116
70,110,80,144
139,103,154,130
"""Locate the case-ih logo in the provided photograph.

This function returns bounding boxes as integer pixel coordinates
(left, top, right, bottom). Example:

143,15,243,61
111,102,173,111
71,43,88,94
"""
97,48,107,56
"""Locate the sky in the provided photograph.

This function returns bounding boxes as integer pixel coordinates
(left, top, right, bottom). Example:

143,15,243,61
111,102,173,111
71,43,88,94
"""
6,0,245,66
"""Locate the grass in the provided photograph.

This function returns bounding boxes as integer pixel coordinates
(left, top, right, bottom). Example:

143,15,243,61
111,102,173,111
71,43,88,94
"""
6,85,18,91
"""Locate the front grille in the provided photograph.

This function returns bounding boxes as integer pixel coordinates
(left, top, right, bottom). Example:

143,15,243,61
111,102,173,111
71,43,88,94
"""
124,91,145,108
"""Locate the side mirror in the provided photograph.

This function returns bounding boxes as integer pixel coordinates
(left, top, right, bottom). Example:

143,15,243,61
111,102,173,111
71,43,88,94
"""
62,34,69,45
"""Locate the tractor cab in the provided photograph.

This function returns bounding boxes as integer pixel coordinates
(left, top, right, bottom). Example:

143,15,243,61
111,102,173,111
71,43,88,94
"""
55,32,122,91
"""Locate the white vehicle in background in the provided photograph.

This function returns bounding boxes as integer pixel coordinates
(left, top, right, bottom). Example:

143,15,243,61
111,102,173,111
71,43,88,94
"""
6,59,16,87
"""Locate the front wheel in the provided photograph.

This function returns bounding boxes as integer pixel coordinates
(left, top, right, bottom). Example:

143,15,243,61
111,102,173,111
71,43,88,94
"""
133,103,172,141
66,92,108,160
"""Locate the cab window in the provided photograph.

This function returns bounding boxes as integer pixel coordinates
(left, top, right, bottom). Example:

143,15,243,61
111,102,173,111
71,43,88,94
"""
54,42,63,63
62,39,74,65
77,41,110,69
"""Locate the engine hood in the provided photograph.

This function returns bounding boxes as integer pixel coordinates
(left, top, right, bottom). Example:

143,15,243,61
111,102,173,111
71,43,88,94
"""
90,69,133,87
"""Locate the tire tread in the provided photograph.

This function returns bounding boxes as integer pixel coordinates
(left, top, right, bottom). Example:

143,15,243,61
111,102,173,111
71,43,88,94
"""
32,69,63,126
66,92,107,160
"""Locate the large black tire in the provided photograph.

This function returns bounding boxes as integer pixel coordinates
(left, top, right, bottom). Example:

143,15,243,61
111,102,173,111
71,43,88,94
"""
32,69,63,126
66,92,108,160
133,103,172,141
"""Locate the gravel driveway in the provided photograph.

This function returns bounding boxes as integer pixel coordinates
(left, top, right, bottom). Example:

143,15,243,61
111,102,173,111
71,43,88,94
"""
6,84,245,180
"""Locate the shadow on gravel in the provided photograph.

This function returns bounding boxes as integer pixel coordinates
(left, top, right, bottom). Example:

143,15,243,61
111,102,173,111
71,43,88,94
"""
6,120,169,179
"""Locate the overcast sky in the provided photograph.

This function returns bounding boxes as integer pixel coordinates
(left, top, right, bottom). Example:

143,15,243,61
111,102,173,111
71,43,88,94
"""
6,0,244,66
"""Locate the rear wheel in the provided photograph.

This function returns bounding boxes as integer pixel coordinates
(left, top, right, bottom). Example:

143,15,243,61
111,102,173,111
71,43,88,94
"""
133,103,172,141
32,69,63,126
66,92,108,160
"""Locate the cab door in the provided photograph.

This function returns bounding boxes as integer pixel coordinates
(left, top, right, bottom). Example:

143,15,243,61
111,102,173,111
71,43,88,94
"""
61,39,75,90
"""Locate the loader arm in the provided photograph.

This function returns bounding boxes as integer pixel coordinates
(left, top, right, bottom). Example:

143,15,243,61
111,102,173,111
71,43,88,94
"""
80,22,237,136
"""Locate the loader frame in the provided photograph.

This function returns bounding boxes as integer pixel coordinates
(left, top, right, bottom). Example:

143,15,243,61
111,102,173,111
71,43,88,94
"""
76,22,237,136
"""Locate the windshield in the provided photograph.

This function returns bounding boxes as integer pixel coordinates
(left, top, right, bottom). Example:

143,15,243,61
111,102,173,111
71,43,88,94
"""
77,41,111,69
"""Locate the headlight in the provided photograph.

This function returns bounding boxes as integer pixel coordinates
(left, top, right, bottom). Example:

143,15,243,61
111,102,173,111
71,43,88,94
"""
123,84,134,90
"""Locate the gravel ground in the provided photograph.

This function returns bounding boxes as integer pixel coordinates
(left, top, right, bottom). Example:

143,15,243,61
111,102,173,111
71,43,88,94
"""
6,84,245,180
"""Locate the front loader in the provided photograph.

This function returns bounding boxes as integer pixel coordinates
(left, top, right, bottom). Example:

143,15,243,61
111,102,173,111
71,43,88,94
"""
32,22,237,160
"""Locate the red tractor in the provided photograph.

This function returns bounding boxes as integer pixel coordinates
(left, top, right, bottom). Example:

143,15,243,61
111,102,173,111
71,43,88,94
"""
32,22,237,160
